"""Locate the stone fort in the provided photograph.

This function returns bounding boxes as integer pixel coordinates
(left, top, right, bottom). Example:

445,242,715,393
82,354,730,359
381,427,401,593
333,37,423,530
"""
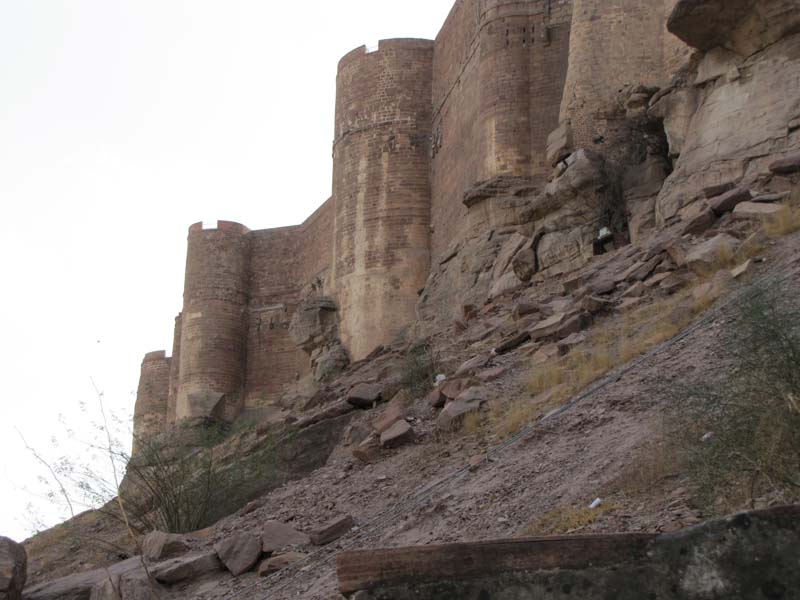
134,0,687,443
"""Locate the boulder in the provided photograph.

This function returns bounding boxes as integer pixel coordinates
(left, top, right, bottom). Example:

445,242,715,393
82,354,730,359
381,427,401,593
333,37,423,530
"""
455,355,490,377
426,388,446,409
152,552,222,585
380,420,415,449
667,0,756,51
437,399,483,431
709,187,752,216
214,533,261,576
311,341,350,382
477,367,507,383
257,552,306,577
261,521,310,554
439,378,473,401
0,537,25,600
346,383,383,409
352,434,382,464
142,531,189,562
732,201,785,220
529,312,591,343
681,206,716,235
372,400,406,435
90,573,162,600
23,558,143,600
686,234,739,273
703,181,736,199
310,515,354,546
493,332,531,355
769,152,800,175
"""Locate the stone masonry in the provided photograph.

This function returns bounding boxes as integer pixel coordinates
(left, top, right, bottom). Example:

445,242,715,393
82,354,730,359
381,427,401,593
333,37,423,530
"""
132,0,698,444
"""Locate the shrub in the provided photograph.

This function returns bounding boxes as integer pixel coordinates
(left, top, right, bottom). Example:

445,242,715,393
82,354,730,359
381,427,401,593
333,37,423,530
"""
664,283,800,509
400,342,439,398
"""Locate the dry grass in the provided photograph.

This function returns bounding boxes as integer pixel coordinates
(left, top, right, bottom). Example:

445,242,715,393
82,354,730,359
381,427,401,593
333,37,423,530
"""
604,440,678,496
692,242,737,278
762,204,800,238
519,503,616,537
461,411,482,435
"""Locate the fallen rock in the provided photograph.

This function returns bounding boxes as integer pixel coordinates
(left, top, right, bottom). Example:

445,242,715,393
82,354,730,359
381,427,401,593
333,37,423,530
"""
426,388,446,409
622,281,647,298
91,572,163,600
142,531,189,562
488,270,526,300
346,383,383,409
380,420,415,449
511,245,537,282
477,366,506,383
0,537,26,600
214,533,261,577
546,122,573,166
261,521,310,554
530,312,590,342
732,201,785,220
493,331,531,355
703,181,736,199
352,434,382,464
23,558,143,600
152,552,222,585
686,234,739,273
557,332,587,355
769,153,800,175
437,399,483,431
709,187,752,215
580,295,609,314
257,552,306,577
681,206,716,235
439,378,473,401
310,515,354,546
455,355,490,376
372,401,406,435
512,302,540,320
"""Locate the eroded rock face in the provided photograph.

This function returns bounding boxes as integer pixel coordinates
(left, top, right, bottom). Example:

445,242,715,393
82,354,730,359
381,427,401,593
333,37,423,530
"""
655,0,800,225
289,297,350,382
0,537,26,600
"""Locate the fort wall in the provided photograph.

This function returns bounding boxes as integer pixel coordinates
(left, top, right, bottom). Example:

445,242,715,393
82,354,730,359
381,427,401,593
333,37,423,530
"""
332,39,435,360
132,351,170,455
429,0,572,263
135,0,701,440
176,221,251,421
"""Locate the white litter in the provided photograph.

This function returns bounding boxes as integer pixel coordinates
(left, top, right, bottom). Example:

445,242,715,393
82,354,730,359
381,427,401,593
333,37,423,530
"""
589,498,603,509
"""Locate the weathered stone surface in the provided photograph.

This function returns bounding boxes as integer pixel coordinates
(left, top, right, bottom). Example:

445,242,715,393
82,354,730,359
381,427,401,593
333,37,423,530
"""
261,521,310,555
769,152,800,175
493,332,531,355
352,434,382,464
455,355,490,377
731,259,753,279
346,383,383,409
426,388,446,409
732,201,785,220
311,341,350,382
511,245,537,282
685,234,739,273
142,531,189,562
310,515,354,546
90,573,164,600
152,552,221,585
257,552,306,577
437,399,483,431
288,297,339,353
214,533,261,576
372,400,406,435
337,507,800,599
681,207,716,235
488,271,525,301
380,420,415,449
0,537,25,600
24,558,143,600
709,187,752,216
477,367,506,383
491,233,529,282
546,122,573,167
703,181,735,199
439,378,473,402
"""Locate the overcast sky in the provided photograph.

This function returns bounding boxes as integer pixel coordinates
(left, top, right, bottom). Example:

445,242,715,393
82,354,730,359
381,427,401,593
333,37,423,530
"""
0,0,454,542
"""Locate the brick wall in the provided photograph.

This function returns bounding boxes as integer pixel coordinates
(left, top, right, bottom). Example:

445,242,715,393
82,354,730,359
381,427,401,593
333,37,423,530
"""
332,39,434,360
166,313,181,424
133,351,170,455
560,0,686,151
430,0,572,264
176,221,251,420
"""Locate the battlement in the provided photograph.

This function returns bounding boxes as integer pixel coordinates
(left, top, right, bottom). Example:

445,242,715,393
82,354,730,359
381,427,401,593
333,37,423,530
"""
142,350,167,362
337,38,435,70
188,220,251,235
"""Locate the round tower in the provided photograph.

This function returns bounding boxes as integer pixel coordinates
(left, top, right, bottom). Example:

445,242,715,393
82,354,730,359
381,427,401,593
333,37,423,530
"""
332,39,434,360
132,350,170,455
176,221,250,421
477,1,535,179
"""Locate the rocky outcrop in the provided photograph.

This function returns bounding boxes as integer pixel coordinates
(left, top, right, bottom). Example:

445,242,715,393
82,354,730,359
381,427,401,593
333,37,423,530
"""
655,0,800,225
289,297,350,383
0,537,26,600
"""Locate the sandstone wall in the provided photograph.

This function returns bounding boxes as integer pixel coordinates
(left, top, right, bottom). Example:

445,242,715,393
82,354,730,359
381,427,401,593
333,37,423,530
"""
430,0,571,264
560,0,689,152
176,221,251,421
332,39,435,360
132,351,170,455
166,313,181,424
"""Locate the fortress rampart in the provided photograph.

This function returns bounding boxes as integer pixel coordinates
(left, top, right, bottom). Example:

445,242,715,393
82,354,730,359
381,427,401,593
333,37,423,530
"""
133,0,692,444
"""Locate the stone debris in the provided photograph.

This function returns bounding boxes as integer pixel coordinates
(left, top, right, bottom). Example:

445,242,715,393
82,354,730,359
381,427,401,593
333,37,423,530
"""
379,420,415,449
257,552,306,577
214,532,262,576
310,515,355,546
732,201,785,220
346,383,383,409
261,521,310,555
152,552,222,585
141,531,189,562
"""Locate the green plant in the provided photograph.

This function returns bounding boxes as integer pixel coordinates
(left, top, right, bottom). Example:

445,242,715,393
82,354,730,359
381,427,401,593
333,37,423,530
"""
400,342,439,398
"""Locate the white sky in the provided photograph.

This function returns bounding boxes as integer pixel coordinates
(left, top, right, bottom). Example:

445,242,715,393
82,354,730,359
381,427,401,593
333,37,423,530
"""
0,0,454,542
